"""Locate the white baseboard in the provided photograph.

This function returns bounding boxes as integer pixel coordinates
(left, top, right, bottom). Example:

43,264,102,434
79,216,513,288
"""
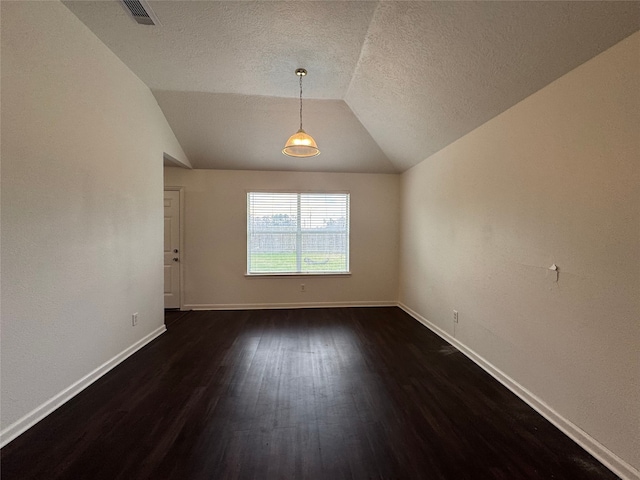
184,301,396,310
398,303,639,480
0,325,166,448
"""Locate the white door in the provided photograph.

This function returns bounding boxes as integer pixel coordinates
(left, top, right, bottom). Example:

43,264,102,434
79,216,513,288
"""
164,190,181,309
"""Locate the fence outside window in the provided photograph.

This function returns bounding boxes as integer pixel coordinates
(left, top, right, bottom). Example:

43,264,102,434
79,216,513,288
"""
247,192,350,274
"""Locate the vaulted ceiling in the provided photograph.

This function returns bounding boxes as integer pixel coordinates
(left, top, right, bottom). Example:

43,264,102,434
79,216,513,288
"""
63,1,639,173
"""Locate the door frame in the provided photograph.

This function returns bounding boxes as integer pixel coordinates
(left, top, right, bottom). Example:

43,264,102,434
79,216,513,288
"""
164,186,185,310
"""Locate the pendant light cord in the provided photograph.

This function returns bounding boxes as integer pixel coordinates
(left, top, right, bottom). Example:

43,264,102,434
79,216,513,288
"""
299,74,303,131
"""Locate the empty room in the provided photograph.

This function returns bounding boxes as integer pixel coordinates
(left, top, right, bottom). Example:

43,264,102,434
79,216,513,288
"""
1,1,638,479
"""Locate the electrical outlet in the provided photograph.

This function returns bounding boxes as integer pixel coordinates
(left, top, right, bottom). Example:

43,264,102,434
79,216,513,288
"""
132,313,138,326
453,310,458,323
300,284,306,292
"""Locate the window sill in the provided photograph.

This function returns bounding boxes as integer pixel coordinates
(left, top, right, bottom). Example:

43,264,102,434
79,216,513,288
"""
245,272,351,278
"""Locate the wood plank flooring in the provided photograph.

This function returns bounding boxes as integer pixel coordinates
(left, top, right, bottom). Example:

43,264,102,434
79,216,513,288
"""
1,308,618,479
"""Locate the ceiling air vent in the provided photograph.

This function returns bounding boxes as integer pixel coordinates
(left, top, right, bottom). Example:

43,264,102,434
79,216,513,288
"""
119,0,160,26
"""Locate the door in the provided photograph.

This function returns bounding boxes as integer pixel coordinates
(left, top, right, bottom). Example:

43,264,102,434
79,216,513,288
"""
164,189,181,308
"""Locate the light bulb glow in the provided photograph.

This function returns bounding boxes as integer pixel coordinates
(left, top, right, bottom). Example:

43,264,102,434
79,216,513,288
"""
283,129,320,157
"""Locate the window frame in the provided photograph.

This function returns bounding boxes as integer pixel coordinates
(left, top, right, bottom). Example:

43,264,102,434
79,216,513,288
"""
245,190,351,277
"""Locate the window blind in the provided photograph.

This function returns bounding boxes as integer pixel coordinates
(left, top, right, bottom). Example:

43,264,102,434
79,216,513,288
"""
247,192,350,274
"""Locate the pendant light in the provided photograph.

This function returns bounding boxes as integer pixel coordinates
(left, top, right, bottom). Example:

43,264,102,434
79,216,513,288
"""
283,68,320,157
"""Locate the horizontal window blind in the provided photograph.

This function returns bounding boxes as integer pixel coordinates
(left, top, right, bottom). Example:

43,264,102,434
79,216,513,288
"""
247,192,350,274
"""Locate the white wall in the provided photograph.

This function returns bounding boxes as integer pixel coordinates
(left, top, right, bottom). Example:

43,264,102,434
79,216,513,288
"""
164,168,400,308
0,1,188,441
399,32,639,475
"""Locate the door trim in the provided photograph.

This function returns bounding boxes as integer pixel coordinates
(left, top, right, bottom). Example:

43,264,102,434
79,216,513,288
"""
164,186,185,310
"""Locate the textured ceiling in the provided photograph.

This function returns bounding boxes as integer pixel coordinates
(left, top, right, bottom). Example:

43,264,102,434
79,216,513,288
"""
63,1,640,173
153,91,395,173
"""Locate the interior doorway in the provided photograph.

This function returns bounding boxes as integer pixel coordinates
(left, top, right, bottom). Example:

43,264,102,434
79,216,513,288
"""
164,187,183,309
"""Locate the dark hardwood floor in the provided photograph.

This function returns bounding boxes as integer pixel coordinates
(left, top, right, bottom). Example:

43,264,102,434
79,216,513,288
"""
1,308,618,479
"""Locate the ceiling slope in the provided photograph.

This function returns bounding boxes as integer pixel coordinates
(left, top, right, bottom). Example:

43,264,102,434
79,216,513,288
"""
153,91,395,173
62,1,378,98
62,1,640,173
346,1,640,171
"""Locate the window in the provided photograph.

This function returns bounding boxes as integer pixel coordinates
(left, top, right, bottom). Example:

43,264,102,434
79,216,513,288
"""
247,192,350,275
